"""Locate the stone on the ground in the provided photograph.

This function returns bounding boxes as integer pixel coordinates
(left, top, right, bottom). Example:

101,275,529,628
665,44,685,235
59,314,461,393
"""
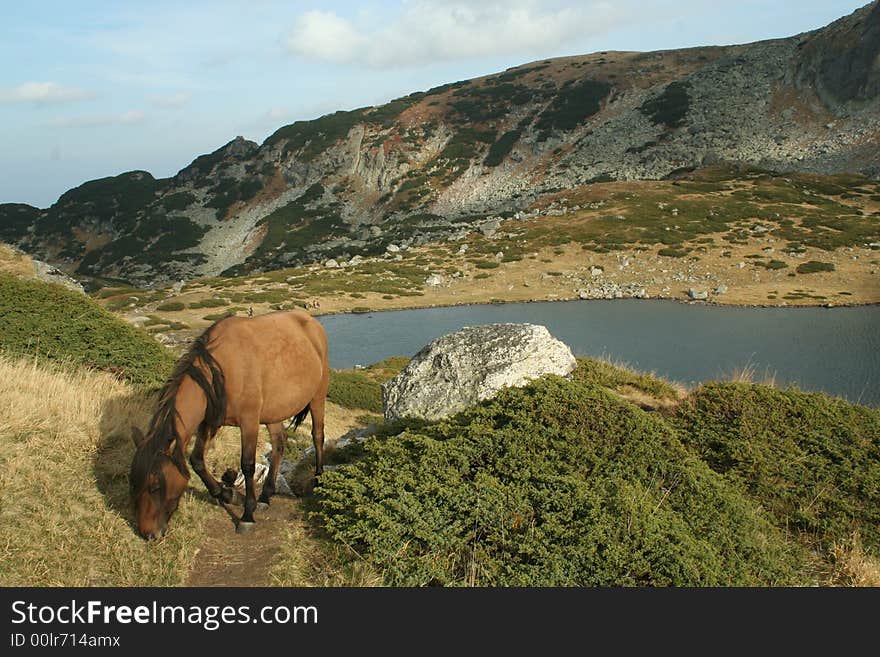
382,323,577,422
688,288,709,300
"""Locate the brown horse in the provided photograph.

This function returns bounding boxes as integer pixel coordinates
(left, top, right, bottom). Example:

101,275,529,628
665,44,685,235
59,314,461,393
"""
129,310,329,539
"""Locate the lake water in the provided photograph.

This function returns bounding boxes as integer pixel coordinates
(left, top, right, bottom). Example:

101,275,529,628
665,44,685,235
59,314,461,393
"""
319,300,880,407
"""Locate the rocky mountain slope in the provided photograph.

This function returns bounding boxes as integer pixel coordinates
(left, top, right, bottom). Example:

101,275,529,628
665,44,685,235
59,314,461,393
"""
2,2,878,285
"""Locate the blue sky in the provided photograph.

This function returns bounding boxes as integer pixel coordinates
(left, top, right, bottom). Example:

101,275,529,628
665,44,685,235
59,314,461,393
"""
0,0,866,208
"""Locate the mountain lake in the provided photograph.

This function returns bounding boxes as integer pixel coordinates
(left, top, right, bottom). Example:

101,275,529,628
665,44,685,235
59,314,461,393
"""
319,299,880,407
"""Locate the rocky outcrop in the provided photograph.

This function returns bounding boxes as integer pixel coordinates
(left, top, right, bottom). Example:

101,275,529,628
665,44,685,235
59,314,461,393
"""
382,324,577,421
31,259,85,294
791,1,880,111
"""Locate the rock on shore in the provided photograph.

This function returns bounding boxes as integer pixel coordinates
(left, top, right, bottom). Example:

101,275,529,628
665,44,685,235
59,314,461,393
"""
382,323,577,421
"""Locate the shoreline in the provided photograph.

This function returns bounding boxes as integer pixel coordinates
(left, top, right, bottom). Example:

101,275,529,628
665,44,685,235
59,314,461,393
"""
306,293,880,320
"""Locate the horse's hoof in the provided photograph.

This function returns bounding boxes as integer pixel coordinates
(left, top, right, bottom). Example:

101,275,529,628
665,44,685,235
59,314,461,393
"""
236,521,256,535
256,501,269,511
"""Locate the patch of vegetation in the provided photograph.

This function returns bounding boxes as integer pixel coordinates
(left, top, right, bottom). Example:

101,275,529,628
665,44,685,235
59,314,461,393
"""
316,375,801,586
156,301,185,311
639,81,690,128
449,82,534,123
0,273,172,387
796,261,835,274
187,297,229,309
759,259,788,270
361,93,423,127
48,171,163,235
202,307,247,321
675,383,880,557
658,247,690,258
159,192,196,212
571,359,681,401
483,130,522,167
0,203,41,241
328,372,384,413
327,357,408,414
235,183,346,272
205,176,264,219
534,79,611,132
264,109,365,160
474,261,500,269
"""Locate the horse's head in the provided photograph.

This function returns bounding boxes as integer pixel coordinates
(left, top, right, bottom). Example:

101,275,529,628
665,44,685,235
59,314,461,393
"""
129,427,189,540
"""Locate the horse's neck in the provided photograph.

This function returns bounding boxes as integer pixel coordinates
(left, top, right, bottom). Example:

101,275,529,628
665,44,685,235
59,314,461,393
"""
173,376,209,450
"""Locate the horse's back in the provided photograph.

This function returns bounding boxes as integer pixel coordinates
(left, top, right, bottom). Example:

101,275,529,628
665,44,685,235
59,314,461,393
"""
208,311,329,424
212,310,326,356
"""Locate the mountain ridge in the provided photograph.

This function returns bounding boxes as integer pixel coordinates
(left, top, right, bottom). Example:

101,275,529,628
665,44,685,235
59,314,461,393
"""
2,1,878,285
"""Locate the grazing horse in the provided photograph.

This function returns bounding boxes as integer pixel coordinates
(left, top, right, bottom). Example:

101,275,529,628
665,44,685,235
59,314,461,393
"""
129,310,329,539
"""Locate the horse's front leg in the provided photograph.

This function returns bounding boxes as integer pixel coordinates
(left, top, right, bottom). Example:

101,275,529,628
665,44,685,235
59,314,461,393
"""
190,426,233,504
236,418,260,534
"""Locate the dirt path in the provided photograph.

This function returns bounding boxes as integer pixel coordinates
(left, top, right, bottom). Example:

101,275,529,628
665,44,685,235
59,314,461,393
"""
187,402,365,586
186,496,304,586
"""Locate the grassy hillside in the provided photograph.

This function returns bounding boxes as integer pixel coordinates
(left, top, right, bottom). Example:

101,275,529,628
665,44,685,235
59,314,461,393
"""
315,360,880,586
0,272,173,387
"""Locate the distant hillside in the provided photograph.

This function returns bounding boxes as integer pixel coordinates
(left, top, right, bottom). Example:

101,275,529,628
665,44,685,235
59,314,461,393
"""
2,2,878,285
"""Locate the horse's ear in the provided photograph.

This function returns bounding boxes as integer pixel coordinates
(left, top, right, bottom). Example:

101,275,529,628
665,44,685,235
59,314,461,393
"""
131,426,146,448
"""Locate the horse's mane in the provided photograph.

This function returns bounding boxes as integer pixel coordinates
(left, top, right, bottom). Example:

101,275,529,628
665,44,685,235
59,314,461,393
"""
129,322,228,497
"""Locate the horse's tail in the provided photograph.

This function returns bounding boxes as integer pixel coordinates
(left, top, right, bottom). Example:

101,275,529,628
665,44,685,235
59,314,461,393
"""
287,405,311,433
186,332,227,436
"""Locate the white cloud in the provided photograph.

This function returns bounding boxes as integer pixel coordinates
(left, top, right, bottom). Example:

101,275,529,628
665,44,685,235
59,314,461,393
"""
283,10,367,63
0,81,94,104
283,1,634,68
149,92,191,108
47,110,146,128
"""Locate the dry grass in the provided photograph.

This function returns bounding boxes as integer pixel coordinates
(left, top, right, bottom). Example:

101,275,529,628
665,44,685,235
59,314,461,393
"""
726,361,779,387
827,532,880,587
0,354,233,585
266,501,382,587
0,243,34,278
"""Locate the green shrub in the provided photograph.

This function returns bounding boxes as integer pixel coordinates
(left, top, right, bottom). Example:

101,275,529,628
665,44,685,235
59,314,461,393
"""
658,247,690,258
796,261,835,274
535,79,611,132
640,81,690,128
571,359,681,400
675,383,880,556
328,372,383,413
156,301,185,311
0,273,172,387
316,376,801,586
483,130,521,167
187,297,229,309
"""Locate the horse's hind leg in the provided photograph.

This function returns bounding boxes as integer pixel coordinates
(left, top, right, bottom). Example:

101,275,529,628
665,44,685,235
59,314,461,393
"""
258,422,285,508
309,395,326,476
236,415,260,533
190,426,232,504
